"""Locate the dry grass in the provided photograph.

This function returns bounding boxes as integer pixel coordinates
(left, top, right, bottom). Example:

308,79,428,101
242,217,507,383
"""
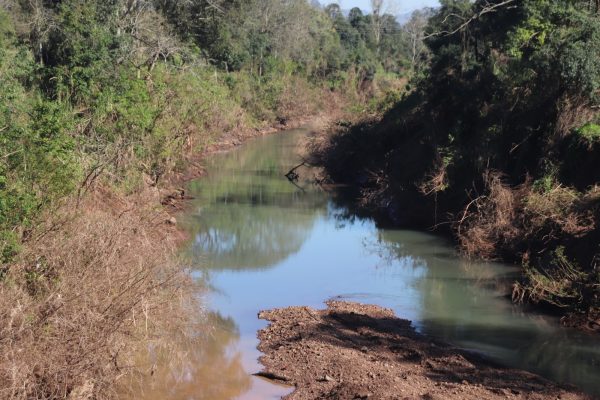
276,77,322,123
554,94,596,141
512,247,587,308
524,185,595,239
419,162,448,196
456,171,521,259
456,174,600,320
0,188,199,400
457,172,596,260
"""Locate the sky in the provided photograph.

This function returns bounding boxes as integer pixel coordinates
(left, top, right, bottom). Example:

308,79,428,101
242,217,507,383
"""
331,0,439,14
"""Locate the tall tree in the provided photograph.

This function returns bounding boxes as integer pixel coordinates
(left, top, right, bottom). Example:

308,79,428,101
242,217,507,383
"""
403,9,429,72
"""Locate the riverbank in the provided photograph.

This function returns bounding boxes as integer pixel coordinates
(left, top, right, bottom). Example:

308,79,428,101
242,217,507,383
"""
312,112,600,332
0,1,412,397
167,111,339,188
257,301,590,400
0,104,339,399
309,1,600,330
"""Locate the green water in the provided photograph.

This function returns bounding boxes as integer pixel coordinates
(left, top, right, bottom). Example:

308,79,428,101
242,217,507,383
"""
151,127,600,399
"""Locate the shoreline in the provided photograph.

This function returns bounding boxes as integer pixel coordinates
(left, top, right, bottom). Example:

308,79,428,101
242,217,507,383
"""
158,112,335,217
257,301,591,400
116,112,338,398
0,108,336,399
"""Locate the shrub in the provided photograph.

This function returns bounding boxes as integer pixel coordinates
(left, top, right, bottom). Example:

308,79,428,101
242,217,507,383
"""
0,194,197,399
576,123,600,144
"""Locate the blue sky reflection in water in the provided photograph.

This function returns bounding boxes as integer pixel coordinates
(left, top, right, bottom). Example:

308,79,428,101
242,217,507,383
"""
176,128,600,399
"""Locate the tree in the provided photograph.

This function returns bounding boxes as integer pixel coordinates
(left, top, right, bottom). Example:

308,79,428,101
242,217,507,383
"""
371,0,384,48
370,0,397,51
324,2,342,20
403,9,430,73
348,7,364,27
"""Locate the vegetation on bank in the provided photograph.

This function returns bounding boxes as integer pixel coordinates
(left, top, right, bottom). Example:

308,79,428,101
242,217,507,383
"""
316,0,600,329
0,0,419,265
0,0,421,397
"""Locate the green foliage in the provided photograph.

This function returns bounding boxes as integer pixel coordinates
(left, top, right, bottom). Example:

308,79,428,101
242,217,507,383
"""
42,0,122,102
160,0,412,83
0,11,80,262
533,174,558,194
319,0,600,318
576,123,600,143
0,99,79,244
0,0,409,265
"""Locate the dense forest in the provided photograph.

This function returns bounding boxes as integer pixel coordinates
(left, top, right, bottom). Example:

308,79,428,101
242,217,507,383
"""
317,0,600,328
0,0,417,266
0,0,419,398
3,0,600,398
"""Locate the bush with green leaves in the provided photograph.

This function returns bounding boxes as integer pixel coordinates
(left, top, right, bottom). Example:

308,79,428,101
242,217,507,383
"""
0,11,80,263
317,0,600,322
0,0,409,266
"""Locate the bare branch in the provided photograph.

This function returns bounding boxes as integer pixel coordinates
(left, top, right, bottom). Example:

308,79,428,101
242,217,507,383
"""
424,0,517,39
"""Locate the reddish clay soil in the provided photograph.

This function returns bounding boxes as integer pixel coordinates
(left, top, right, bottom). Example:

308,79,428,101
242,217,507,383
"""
257,301,591,400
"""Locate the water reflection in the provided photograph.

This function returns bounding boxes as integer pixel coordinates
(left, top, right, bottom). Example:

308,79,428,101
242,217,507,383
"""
125,312,251,400
366,227,600,396
136,126,600,399
183,130,326,271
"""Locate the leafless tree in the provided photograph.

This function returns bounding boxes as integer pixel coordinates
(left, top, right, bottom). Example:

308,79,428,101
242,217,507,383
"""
9,0,58,65
403,10,429,72
370,0,398,51
588,0,600,13
110,0,183,71
425,0,517,39
237,0,323,76
132,14,181,71
371,0,384,47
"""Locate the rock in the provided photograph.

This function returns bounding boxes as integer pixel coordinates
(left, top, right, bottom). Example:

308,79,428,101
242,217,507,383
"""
166,216,177,225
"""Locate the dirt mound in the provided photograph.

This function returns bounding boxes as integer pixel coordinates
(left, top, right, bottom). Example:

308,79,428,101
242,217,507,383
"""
257,301,590,400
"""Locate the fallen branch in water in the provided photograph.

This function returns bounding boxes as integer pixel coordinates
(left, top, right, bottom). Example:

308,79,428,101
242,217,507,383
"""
285,160,310,182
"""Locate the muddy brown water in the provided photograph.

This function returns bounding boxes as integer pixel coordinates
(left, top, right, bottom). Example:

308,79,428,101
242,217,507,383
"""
136,127,600,399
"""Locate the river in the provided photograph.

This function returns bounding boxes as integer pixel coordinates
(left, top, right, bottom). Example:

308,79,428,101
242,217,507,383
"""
139,126,600,399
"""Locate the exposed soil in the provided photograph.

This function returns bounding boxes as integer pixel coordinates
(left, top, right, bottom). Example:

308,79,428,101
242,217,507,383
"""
257,301,591,400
